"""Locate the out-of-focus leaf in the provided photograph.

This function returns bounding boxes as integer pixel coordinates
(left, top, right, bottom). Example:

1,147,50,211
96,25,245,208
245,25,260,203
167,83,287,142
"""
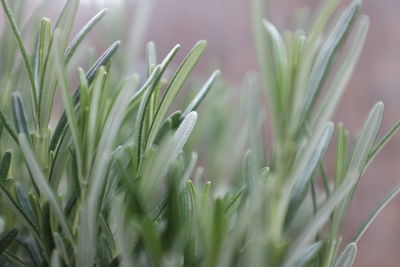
284,102,383,267
352,181,400,243
334,243,357,267
311,16,369,133
294,241,324,267
0,0,38,113
286,122,333,225
0,228,18,254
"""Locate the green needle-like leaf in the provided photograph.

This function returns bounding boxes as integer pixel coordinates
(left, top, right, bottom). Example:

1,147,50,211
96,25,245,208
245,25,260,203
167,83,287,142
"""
34,18,52,92
38,0,79,131
65,8,108,62
332,102,384,230
0,0,38,115
140,112,198,203
181,70,221,119
0,228,18,255
286,122,334,225
352,182,400,243
292,0,361,135
311,15,369,133
366,120,400,167
284,102,383,267
133,66,162,167
78,71,139,267
146,41,206,151
49,41,121,152
12,94,74,244
0,152,40,242
294,241,324,267
334,243,357,267
0,0,398,266
53,30,83,179
19,133,74,243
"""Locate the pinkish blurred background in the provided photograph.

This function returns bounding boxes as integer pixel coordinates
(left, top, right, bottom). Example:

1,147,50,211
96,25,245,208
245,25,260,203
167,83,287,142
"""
24,0,400,266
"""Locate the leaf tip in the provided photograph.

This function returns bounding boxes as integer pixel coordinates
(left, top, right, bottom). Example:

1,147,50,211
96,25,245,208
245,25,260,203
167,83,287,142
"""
197,40,207,47
373,101,384,114
187,111,198,122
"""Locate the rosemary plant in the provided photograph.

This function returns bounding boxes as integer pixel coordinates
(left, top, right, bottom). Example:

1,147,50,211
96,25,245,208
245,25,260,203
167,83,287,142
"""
0,0,398,266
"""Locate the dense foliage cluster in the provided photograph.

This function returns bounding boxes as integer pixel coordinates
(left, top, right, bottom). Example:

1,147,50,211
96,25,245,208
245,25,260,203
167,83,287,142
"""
0,0,399,266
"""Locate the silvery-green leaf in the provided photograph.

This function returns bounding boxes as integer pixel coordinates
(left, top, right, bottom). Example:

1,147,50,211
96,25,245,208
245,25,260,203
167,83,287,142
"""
286,122,334,225
353,182,400,243
146,41,206,151
65,8,108,62
334,243,357,267
0,0,38,114
294,241,324,267
77,68,138,267
181,70,220,119
284,102,383,267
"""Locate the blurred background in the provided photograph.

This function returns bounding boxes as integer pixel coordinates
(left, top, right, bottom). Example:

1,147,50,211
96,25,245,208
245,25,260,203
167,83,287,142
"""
11,0,400,266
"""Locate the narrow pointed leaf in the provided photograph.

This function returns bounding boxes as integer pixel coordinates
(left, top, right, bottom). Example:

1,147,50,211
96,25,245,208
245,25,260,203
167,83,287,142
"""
78,72,139,267
352,182,400,243
146,41,157,74
15,184,36,226
133,66,162,166
181,70,220,118
312,16,369,133
286,122,334,224
335,123,349,186
0,152,40,241
263,20,289,112
18,134,73,243
334,243,357,267
366,120,400,167
140,112,197,202
284,102,383,267
294,241,324,267
0,0,38,111
53,30,83,174
65,8,108,62
146,41,206,151
307,0,341,43
13,94,73,244
34,18,52,91
38,0,79,130
0,228,18,254
49,41,121,151
331,102,384,230
293,0,361,133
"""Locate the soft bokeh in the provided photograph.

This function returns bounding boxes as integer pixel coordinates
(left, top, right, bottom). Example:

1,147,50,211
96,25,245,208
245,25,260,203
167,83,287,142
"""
21,0,400,266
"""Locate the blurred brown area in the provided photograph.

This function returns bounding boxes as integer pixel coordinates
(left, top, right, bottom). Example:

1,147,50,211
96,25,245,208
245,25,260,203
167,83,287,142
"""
26,0,400,266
